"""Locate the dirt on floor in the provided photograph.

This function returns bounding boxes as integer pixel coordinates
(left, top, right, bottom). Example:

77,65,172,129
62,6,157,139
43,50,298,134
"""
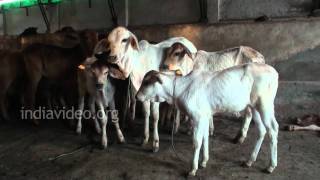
0,117,319,180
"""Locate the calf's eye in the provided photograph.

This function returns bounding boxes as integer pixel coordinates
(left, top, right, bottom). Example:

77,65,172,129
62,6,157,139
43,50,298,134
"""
122,38,129,43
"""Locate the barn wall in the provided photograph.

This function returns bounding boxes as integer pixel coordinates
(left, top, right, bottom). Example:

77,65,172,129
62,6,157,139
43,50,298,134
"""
128,0,200,26
1,0,124,35
131,19,320,64
0,0,315,35
218,0,313,20
130,18,320,118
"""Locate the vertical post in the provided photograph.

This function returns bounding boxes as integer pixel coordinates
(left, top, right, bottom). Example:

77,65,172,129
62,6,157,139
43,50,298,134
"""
125,0,129,26
38,0,51,33
88,0,92,8
199,0,208,23
107,0,118,27
207,0,220,23
25,7,29,16
2,8,7,35
58,2,61,29
217,0,220,21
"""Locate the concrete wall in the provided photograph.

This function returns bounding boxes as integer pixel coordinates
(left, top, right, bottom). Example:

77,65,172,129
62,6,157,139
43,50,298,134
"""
131,19,320,64
128,0,200,26
219,0,313,20
0,0,315,35
129,19,320,118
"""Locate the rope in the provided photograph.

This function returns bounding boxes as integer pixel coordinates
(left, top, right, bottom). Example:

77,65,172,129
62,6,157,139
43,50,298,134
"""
48,144,90,161
170,76,184,163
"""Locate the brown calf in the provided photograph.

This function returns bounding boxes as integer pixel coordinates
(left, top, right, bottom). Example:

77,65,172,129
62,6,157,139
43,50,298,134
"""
22,30,98,124
0,50,25,121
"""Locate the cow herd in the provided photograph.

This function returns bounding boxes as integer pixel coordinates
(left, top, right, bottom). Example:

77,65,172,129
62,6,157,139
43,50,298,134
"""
0,26,280,176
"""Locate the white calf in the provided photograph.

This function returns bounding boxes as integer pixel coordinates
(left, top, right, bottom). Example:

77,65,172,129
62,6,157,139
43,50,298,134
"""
136,63,279,176
77,57,125,149
162,42,266,143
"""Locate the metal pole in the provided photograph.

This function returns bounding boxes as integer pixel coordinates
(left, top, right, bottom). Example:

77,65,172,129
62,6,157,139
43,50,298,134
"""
125,0,129,26
38,0,51,33
217,0,220,21
88,0,92,8
58,2,61,30
2,8,7,35
107,0,118,27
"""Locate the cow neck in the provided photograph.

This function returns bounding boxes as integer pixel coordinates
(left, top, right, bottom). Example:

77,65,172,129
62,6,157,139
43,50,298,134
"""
127,49,145,92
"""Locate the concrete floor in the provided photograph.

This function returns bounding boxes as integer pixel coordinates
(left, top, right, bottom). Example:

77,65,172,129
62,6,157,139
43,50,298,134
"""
0,117,319,180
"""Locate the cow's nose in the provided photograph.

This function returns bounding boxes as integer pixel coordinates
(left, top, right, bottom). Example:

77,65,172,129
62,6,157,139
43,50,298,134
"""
108,56,117,62
96,83,104,90
161,64,169,70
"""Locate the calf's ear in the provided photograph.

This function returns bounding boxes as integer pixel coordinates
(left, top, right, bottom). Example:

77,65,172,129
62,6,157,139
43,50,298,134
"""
94,51,108,60
182,46,193,59
94,39,109,54
155,75,163,84
129,33,140,51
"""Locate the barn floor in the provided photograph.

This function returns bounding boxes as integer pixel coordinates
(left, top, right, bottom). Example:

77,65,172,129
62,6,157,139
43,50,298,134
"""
0,117,319,180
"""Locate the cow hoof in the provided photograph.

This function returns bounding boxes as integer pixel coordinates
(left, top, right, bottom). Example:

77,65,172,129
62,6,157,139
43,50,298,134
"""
101,144,108,150
265,166,275,173
76,129,82,135
188,170,197,177
244,160,253,167
119,138,126,144
101,140,108,150
96,128,102,135
233,132,246,144
141,138,148,147
234,136,245,144
200,161,207,168
153,146,159,153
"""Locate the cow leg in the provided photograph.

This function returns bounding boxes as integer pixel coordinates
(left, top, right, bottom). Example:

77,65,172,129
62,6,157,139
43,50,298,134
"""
76,96,85,135
25,75,41,125
187,118,194,136
189,117,207,176
129,94,136,122
174,109,180,134
209,117,214,136
89,97,101,134
151,102,160,152
201,118,210,168
159,104,167,127
245,108,266,168
142,101,151,146
264,115,278,173
234,107,252,144
109,98,125,143
0,92,9,121
96,100,108,149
